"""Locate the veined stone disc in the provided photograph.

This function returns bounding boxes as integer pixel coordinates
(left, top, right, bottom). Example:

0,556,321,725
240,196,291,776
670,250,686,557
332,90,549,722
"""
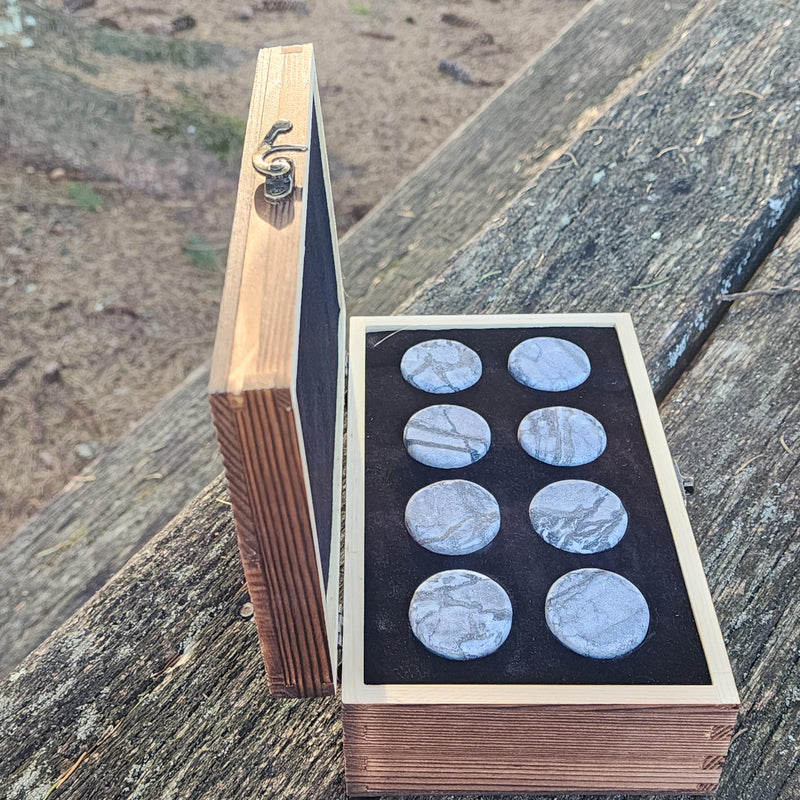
405,480,500,555
529,479,627,554
545,568,649,659
409,569,512,660
518,406,606,466
404,405,491,469
401,339,482,394
508,336,591,391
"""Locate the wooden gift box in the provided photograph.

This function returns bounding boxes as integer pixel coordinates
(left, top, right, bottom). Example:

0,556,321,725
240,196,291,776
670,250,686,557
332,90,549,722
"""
209,44,738,795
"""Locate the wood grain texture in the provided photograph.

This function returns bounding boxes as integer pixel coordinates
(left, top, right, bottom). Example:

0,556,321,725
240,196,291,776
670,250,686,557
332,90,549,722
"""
209,45,337,697
344,0,706,314
342,704,738,795
3,220,800,798
0,363,224,678
400,0,800,403
0,0,704,677
209,45,312,395
660,218,800,800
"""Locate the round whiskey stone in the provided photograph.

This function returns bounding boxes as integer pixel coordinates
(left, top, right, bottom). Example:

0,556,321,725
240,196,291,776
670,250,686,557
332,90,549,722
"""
508,336,590,392
404,405,491,469
401,339,482,394
405,480,500,555
529,479,627,554
545,568,649,659
518,406,606,466
409,569,512,660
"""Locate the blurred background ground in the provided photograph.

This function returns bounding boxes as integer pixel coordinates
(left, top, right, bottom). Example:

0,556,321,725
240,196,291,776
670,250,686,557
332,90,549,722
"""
0,0,584,542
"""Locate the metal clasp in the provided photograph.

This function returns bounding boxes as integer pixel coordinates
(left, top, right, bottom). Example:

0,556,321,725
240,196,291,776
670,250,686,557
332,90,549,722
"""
252,120,308,203
673,460,695,503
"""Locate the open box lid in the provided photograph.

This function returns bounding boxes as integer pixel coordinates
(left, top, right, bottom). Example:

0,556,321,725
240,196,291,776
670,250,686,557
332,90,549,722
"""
209,44,345,698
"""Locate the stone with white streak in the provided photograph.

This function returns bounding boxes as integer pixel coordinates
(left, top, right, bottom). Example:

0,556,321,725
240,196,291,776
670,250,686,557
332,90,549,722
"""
529,479,627,553
518,406,606,466
545,568,649,659
401,339,482,393
404,405,491,468
508,336,591,391
405,480,500,555
409,569,512,660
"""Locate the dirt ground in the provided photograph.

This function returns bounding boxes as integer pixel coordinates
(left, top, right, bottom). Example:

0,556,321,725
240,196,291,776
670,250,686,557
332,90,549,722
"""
0,0,584,542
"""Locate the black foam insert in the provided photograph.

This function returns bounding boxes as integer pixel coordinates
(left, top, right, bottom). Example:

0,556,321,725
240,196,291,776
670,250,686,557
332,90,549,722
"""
362,326,711,685
295,106,339,591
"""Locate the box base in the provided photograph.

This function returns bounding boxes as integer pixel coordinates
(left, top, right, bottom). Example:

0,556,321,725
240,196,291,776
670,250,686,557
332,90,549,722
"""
342,702,737,796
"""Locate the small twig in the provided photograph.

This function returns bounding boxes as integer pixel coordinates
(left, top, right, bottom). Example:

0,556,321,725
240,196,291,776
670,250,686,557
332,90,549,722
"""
549,151,579,169
479,269,503,282
28,393,44,444
727,108,753,120
441,11,479,27
144,443,167,453
43,751,89,799
735,88,764,100
632,276,672,290
215,496,232,506
0,353,35,389
372,329,411,348
359,30,395,40
102,304,141,319
717,285,800,301
779,433,794,455
656,145,680,159
734,453,765,474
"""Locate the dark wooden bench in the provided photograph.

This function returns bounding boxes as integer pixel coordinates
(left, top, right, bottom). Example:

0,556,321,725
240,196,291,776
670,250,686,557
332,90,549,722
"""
2,0,799,796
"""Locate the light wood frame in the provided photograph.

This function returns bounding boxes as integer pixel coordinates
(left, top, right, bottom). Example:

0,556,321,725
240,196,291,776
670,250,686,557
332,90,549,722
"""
343,313,738,795
209,45,344,698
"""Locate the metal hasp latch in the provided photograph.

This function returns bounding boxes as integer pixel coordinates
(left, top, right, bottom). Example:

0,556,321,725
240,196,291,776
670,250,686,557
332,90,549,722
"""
673,460,695,504
252,119,308,203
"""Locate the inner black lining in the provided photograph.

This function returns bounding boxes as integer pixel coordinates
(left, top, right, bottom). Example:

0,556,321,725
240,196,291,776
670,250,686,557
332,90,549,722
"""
295,106,339,591
362,326,711,685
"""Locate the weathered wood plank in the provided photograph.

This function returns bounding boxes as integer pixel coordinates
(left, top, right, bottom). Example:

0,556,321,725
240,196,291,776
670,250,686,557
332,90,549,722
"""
0,477,344,800
0,0,705,677
401,0,800,401
661,236,800,800
345,0,706,314
0,365,223,676
4,215,799,800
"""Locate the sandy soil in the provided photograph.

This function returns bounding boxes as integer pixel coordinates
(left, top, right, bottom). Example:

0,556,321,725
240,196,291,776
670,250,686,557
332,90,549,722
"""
0,0,584,542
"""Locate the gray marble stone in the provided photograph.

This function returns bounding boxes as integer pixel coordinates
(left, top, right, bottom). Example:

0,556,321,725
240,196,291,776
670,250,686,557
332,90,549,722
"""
405,480,500,555
408,569,512,660
518,406,606,466
545,568,650,659
401,339,482,394
529,479,627,554
404,405,491,469
508,336,591,391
